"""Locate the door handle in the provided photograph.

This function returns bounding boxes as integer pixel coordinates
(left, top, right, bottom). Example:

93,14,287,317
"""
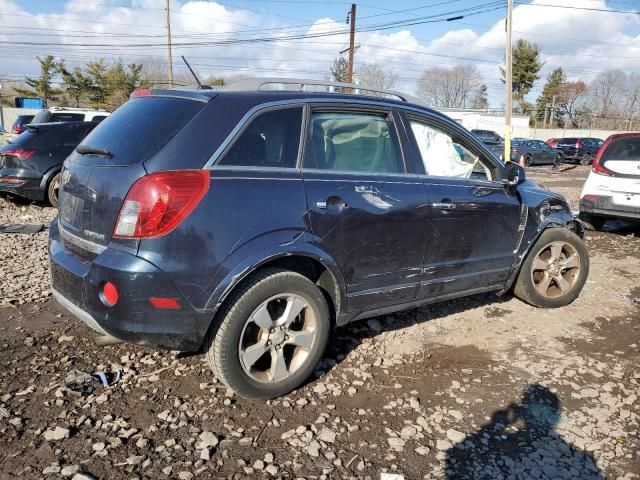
431,202,456,210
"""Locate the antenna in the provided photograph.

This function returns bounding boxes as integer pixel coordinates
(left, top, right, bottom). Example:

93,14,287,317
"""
181,56,212,90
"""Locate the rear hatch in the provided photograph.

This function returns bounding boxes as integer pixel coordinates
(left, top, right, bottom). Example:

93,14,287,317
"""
58,92,212,250
599,136,640,208
558,138,579,155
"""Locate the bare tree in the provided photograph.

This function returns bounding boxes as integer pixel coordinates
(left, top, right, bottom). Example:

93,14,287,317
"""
556,80,588,128
417,64,482,108
357,64,398,93
621,73,640,130
591,70,625,120
137,56,194,87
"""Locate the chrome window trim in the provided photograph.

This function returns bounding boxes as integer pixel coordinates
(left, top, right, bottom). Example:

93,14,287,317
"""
202,97,445,170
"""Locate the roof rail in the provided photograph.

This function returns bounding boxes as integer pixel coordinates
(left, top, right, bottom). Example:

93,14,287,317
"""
223,77,425,106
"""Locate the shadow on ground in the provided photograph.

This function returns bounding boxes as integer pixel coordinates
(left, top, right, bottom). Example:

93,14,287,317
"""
444,384,603,480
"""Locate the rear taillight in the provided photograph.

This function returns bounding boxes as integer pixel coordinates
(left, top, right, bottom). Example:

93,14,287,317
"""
133,88,152,96
113,170,209,238
1,147,36,161
591,147,615,177
12,125,20,134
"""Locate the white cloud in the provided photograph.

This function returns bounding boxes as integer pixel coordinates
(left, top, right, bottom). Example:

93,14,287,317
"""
0,0,638,107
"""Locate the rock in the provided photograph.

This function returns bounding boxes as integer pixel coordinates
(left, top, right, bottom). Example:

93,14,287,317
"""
71,474,94,480
314,383,327,394
61,465,80,477
178,472,194,480
400,426,417,438
43,466,61,475
436,439,453,451
200,447,211,461
449,410,464,421
198,431,219,448
446,428,466,444
305,440,321,457
126,455,145,465
43,426,70,441
264,453,274,463
415,446,431,456
317,427,336,443
253,460,265,470
265,465,278,475
92,442,105,452
387,437,406,450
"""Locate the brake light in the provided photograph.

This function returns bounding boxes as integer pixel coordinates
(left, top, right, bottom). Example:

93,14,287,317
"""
591,144,615,177
113,170,209,238
133,88,152,96
1,147,36,161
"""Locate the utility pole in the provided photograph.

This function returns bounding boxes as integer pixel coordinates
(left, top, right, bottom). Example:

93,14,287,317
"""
504,0,513,163
166,0,174,88
549,94,556,128
347,3,356,84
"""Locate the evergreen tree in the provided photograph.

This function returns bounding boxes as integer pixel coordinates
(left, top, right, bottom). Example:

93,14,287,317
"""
535,68,566,125
501,39,543,113
60,66,92,107
13,55,64,104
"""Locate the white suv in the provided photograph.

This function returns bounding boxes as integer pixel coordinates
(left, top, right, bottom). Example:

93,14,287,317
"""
579,133,640,230
31,107,110,124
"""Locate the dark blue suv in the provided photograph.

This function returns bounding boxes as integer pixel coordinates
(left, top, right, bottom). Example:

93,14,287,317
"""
49,80,589,399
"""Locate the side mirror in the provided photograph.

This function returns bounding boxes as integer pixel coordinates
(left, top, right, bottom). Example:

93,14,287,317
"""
503,161,526,189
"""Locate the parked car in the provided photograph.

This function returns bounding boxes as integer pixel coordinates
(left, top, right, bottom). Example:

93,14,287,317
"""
471,129,505,159
556,137,604,165
49,81,588,400
511,139,564,167
31,107,110,124
11,114,35,135
546,138,560,148
0,121,98,207
579,132,640,230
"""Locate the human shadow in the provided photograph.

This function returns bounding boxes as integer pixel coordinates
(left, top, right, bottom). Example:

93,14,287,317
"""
444,384,604,480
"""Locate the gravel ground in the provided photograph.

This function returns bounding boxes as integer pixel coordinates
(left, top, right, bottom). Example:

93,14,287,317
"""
0,165,638,480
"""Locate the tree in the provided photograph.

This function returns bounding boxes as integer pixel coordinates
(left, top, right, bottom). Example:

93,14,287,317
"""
84,58,109,108
13,55,64,104
357,64,398,93
330,56,350,83
60,66,92,107
417,64,482,108
502,39,543,113
471,84,489,110
535,68,566,126
556,80,588,127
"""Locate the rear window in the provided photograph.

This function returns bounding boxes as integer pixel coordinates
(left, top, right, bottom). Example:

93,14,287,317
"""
601,137,640,162
51,113,85,122
11,124,93,149
560,138,578,144
77,97,205,165
15,115,34,125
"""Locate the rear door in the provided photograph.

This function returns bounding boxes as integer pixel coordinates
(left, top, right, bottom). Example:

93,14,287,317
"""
402,111,522,298
301,105,428,313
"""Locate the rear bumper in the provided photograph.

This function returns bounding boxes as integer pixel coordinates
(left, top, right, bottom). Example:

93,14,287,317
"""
579,196,640,221
49,219,211,351
0,169,45,201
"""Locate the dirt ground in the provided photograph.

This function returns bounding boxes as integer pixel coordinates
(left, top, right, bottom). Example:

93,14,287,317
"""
0,165,638,480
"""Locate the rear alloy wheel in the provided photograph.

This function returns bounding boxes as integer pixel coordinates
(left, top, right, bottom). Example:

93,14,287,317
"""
580,153,592,165
205,268,330,399
524,155,533,167
514,228,589,308
47,172,61,208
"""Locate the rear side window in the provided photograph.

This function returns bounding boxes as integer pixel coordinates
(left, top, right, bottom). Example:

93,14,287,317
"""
601,137,640,162
51,113,85,122
305,111,403,174
11,124,92,149
218,107,302,168
77,97,204,165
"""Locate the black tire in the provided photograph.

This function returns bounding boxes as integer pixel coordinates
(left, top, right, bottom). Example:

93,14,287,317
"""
514,228,589,308
580,153,592,166
579,212,605,231
524,155,533,167
205,268,330,400
47,172,61,208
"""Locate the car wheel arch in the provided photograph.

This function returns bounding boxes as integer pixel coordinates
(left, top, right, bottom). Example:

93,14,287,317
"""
201,249,346,348
39,166,62,191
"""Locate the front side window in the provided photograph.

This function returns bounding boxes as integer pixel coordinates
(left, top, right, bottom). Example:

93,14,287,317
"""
409,119,492,181
305,111,403,174
219,107,302,168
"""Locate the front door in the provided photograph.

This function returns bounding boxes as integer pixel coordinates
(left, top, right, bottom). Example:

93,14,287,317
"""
403,113,523,298
301,107,429,314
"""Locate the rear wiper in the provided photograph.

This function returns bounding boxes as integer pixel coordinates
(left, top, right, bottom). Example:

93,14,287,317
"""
76,144,113,157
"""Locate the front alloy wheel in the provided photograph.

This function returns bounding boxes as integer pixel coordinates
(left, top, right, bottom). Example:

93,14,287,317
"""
514,228,589,308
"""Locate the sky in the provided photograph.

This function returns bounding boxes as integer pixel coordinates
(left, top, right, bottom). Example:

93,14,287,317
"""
1,0,639,108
